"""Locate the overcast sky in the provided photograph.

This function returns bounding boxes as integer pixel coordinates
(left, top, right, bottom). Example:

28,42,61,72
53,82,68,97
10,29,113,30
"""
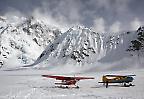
0,0,144,32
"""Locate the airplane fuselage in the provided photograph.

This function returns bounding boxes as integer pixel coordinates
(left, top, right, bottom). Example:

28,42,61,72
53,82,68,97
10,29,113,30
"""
55,79,78,85
102,75,134,83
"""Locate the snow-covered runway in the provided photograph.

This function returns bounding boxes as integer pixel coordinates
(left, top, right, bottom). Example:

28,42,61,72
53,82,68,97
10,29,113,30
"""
0,69,144,99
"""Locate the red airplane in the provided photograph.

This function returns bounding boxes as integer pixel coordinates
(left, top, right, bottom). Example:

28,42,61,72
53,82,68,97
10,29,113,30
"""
42,75,94,88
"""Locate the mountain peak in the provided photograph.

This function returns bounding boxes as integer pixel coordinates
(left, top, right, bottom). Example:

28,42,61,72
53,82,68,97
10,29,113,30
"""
0,16,62,68
32,26,103,66
70,25,90,30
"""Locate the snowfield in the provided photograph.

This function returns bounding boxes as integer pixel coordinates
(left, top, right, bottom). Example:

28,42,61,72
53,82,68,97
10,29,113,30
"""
0,68,144,99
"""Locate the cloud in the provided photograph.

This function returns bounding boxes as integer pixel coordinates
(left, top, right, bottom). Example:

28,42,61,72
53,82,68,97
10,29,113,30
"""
0,0,144,33
31,0,83,32
109,21,121,33
130,18,142,30
32,8,69,32
92,18,122,33
92,17,105,33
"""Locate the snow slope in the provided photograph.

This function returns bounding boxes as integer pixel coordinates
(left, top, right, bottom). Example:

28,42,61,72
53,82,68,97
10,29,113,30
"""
32,26,104,66
31,26,144,70
0,16,61,68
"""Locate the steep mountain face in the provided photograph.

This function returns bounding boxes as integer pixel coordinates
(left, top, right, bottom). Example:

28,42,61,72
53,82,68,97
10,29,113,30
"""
32,26,140,67
99,31,137,63
0,16,61,68
32,26,104,66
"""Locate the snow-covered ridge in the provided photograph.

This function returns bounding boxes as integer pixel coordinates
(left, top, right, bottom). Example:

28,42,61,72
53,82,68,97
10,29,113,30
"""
1,16,144,69
33,25,143,68
0,16,61,68
32,26,104,66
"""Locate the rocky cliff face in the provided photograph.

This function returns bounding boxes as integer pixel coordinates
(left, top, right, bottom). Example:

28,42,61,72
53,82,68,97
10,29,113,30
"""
127,27,144,55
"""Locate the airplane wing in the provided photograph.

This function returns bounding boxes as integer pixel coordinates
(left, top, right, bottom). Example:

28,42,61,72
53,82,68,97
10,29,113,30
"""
42,75,68,80
105,74,136,77
42,75,94,80
125,75,136,76
74,77,95,80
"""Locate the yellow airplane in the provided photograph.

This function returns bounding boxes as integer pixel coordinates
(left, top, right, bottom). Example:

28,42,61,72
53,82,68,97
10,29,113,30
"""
98,74,136,88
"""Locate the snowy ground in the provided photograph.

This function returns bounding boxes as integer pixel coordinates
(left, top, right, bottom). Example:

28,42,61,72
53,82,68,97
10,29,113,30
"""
0,68,144,99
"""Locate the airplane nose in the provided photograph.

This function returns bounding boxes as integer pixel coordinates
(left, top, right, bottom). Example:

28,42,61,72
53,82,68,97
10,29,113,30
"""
128,77,134,81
